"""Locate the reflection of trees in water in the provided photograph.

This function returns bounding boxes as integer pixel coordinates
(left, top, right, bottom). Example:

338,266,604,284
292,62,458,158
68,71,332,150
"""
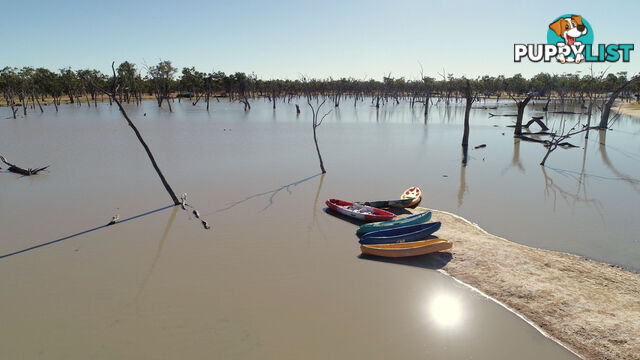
542,131,595,212
307,173,327,242
541,166,604,221
578,136,589,195
458,146,468,207
435,102,457,124
541,130,640,219
444,103,457,123
135,205,178,304
598,130,640,194
334,107,341,122
501,139,525,175
214,173,323,213
375,105,399,123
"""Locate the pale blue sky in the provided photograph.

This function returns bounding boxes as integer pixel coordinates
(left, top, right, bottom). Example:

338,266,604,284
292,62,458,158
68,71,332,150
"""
1,0,637,79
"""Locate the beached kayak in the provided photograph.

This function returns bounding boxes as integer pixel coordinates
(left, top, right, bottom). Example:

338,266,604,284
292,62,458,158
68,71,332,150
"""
325,199,396,222
359,222,441,245
355,198,414,208
401,186,422,207
356,211,432,236
360,239,452,258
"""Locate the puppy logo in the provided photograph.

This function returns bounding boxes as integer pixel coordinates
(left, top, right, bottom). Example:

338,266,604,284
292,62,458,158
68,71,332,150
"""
549,15,587,46
547,14,593,63
515,15,633,63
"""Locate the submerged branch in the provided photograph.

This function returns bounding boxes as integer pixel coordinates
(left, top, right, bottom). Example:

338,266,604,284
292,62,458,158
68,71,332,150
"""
0,153,49,176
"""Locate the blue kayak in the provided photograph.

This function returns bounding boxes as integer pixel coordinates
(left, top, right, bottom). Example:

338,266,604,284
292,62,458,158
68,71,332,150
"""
358,222,441,245
356,211,432,236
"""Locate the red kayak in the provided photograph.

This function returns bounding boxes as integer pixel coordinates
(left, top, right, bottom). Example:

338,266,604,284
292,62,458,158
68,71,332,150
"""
325,199,396,222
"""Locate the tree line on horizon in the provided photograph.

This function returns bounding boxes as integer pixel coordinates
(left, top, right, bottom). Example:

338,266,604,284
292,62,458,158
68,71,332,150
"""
1,59,639,173
1,60,639,119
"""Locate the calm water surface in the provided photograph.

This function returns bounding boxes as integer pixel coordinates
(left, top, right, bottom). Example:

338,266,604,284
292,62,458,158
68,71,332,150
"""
3,97,637,359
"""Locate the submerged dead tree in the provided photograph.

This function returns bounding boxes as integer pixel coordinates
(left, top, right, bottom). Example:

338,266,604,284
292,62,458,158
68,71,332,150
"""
511,94,533,136
0,153,48,175
307,98,331,174
505,74,536,136
461,79,474,148
86,62,180,205
583,65,607,139
540,120,587,166
302,76,330,174
598,74,639,129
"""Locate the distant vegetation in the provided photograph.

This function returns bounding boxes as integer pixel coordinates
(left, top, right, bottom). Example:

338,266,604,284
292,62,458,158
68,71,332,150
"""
2,60,639,170
1,61,639,118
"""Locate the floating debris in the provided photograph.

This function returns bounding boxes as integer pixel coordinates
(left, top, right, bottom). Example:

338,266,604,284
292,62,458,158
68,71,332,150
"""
108,214,120,225
489,112,517,117
201,220,211,230
0,153,48,176
180,193,188,209
474,144,487,149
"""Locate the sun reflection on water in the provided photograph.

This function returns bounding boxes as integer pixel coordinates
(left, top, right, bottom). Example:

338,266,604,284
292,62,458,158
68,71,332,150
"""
429,294,463,328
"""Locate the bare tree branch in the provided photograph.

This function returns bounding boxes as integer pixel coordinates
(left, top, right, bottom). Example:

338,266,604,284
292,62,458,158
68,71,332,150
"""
83,62,181,205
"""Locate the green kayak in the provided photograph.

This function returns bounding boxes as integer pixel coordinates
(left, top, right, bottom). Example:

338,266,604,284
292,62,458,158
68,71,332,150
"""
356,211,432,236
355,198,414,208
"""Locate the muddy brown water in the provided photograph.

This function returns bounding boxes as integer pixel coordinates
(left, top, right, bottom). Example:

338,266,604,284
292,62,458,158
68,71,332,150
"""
2,98,637,359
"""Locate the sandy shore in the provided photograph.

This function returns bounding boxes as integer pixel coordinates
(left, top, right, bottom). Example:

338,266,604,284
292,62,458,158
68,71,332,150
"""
615,103,640,119
414,208,640,360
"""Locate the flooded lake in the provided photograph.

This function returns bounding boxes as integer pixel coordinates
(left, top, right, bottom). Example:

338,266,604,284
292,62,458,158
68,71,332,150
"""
2,97,638,359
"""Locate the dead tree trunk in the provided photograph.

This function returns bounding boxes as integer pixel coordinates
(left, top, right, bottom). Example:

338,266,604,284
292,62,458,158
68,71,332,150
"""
599,76,639,129
543,93,551,112
240,95,251,111
462,80,473,147
205,77,211,111
19,92,27,116
524,117,549,130
155,90,163,107
5,93,19,119
308,99,330,174
32,91,44,113
585,99,593,139
514,95,533,136
0,153,48,175
165,95,172,112
86,63,181,206
540,121,588,166
424,94,430,116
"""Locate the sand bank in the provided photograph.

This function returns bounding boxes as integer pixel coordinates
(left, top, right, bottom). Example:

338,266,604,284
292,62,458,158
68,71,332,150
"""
615,103,640,119
416,208,640,360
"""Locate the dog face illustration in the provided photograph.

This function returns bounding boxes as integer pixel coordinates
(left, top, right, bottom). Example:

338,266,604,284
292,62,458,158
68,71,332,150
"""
549,15,587,45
